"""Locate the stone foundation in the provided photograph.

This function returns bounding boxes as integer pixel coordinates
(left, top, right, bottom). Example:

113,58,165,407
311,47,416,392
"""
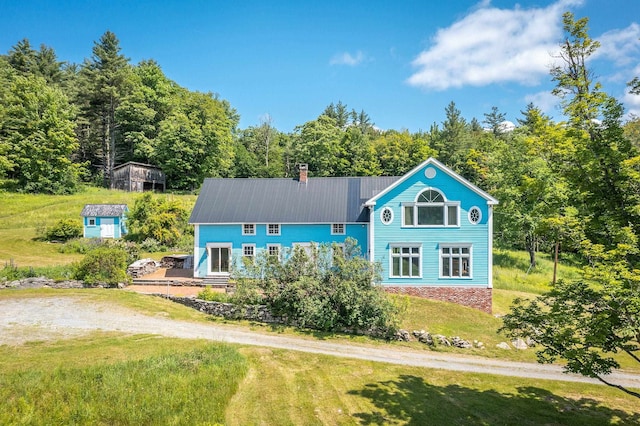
384,286,492,314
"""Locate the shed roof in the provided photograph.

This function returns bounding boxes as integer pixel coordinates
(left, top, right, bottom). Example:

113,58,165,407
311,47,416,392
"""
80,204,128,217
189,176,400,224
112,161,163,171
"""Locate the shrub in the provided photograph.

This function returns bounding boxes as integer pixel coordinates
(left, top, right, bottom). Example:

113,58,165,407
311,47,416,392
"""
73,246,130,286
234,238,401,336
125,193,191,248
42,218,83,242
197,286,230,302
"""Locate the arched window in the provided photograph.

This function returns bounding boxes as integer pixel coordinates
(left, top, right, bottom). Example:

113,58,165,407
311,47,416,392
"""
403,188,459,227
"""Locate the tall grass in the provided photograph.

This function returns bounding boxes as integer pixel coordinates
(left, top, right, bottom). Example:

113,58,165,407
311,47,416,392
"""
0,337,247,425
493,249,582,294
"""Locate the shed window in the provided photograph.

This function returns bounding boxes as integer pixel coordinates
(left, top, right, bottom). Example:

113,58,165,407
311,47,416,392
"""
88,218,96,226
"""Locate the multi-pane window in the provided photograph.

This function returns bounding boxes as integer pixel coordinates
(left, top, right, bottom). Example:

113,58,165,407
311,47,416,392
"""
331,223,345,235
390,245,421,278
403,189,459,227
468,207,481,224
242,223,256,235
267,224,281,235
441,245,471,278
380,207,393,225
88,218,96,226
267,244,280,260
242,244,255,260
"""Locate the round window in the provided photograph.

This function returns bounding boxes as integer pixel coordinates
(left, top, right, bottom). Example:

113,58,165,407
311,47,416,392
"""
468,207,482,224
380,207,394,225
424,167,436,179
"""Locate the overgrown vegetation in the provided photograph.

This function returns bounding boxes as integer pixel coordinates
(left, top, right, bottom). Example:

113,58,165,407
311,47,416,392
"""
125,193,192,251
72,245,131,286
233,239,402,336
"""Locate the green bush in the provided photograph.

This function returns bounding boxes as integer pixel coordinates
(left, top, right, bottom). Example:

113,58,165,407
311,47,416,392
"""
42,218,83,242
125,193,191,248
235,238,401,336
197,286,230,302
73,246,130,286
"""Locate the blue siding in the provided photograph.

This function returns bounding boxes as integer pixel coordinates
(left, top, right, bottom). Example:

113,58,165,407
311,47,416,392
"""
372,163,491,287
83,216,127,239
194,223,369,277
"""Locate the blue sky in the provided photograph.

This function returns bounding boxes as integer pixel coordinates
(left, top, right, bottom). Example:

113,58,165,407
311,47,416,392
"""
1,0,638,132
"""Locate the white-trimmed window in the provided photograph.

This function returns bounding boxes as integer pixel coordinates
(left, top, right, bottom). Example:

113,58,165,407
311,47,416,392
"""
380,207,393,225
440,244,472,278
242,223,256,235
242,244,255,261
403,189,459,227
267,244,281,260
206,243,232,274
390,244,421,278
331,223,345,235
88,217,96,226
468,207,482,225
267,224,281,235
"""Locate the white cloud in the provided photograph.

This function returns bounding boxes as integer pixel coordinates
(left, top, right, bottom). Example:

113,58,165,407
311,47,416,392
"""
407,0,583,90
623,88,640,118
330,51,366,66
524,90,562,117
594,23,640,66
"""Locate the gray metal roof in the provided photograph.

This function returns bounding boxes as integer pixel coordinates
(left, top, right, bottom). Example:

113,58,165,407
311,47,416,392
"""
189,177,400,224
80,204,128,217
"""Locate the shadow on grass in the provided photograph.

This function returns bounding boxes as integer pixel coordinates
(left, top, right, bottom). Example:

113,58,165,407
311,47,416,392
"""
348,374,639,425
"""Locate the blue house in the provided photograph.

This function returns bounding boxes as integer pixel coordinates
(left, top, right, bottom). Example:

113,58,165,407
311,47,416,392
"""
189,158,498,312
80,204,128,239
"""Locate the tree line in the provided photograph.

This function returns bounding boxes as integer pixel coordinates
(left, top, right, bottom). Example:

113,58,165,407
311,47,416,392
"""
1,17,639,261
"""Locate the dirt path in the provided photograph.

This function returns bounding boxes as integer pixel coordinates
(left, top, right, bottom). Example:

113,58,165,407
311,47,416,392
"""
2,296,639,390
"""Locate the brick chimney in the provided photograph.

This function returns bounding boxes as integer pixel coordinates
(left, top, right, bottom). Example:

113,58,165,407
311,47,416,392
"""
298,163,308,184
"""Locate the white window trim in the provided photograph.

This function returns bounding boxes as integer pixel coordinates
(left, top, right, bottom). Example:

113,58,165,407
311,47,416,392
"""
87,217,96,226
331,223,345,235
267,223,281,235
380,207,394,225
267,243,281,260
242,243,255,258
389,243,422,278
205,242,232,276
242,223,256,235
439,243,473,279
468,206,482,225
401,188,460,228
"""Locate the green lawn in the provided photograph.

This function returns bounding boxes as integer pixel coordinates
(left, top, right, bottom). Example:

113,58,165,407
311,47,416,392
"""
1,333,638,425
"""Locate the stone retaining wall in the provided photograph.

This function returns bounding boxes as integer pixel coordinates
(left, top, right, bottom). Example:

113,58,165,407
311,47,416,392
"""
0,277,85,289
384,286,492,314
158,295,285,324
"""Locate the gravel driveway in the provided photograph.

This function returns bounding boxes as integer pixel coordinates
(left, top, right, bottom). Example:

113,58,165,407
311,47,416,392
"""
2,296,639,390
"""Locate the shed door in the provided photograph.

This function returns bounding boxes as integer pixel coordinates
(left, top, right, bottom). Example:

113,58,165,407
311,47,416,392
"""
100,218,115,238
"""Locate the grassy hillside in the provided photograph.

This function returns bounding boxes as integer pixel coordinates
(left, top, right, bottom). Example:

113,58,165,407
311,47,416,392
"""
0,187,196,267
